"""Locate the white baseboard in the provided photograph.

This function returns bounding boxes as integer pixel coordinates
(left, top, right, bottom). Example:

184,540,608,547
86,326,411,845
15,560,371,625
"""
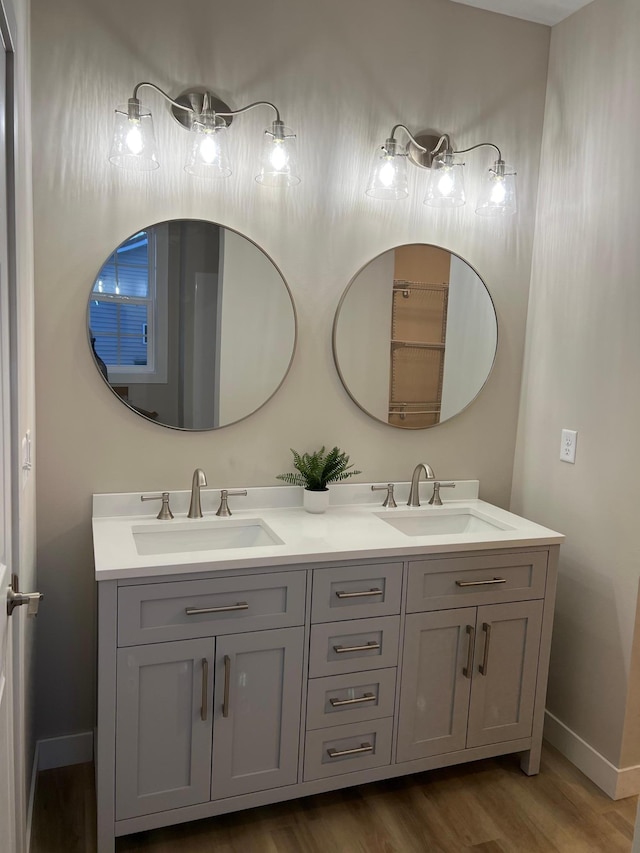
544,710,640,799
36,730,94,772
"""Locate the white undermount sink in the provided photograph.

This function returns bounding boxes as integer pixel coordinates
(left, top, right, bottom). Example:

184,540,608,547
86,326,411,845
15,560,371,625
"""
132,518,284,556
375,507,515,537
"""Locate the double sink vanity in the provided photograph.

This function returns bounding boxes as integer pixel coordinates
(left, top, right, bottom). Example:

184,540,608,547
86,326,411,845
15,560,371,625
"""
94,476,563,853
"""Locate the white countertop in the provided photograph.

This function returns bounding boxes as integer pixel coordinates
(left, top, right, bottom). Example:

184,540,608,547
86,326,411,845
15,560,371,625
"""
92,481,564,581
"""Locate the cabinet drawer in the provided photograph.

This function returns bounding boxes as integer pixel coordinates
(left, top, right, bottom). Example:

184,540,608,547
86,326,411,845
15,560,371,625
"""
308,616,400,678
311,563,402,623
118,571,306,646
407,552,547,612
306,668,396,730
303,717,393,781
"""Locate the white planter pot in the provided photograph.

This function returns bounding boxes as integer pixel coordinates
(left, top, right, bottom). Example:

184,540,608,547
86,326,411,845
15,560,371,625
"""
303,488,330,514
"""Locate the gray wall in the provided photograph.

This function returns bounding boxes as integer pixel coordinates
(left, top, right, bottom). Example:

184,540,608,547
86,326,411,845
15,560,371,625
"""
32,0,550,738
511,0,640,770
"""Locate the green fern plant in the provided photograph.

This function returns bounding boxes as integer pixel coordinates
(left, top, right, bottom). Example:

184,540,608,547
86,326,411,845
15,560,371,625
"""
277,446,361,491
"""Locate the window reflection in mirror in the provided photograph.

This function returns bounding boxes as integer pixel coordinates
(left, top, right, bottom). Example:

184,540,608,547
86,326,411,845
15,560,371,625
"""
87,220,297,430
333,244,497,429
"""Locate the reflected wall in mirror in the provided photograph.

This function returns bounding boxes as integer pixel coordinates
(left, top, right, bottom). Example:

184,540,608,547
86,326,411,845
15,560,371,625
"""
333,244,497,429
87,220,297,430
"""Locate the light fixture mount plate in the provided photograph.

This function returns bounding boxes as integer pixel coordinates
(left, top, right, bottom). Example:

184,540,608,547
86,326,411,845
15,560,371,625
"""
170,89,233,129
406,133,443,169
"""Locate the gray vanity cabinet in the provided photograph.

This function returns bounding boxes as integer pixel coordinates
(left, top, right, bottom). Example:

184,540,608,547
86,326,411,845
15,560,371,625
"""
396,609,472,760
109,571,307,828
466,600,543,748
98,545,559,853
397,602,543,761
114,627,304,821
211,627,304,799
397,554,547,764
115,638,215,820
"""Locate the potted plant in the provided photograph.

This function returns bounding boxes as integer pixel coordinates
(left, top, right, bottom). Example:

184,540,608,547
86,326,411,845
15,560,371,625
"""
277,446,362,513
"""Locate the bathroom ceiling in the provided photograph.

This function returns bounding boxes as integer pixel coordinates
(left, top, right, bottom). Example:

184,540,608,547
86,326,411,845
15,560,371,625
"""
450,0,593,26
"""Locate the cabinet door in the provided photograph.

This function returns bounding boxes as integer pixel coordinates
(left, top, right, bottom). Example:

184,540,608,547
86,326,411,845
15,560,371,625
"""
211,627,303,799
467,600,543,748
396,609,473,762
115,639,214,820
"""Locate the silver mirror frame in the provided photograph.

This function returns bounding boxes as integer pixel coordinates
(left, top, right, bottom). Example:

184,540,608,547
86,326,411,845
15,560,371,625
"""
332,243,498,430
87,219,298,431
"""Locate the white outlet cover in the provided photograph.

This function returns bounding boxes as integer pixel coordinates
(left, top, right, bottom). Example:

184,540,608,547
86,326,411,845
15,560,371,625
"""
560,429,577,464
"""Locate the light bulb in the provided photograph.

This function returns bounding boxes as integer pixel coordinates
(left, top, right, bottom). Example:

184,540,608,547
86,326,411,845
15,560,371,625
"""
198,133,218,165
379,159,397,188
269,141,288,172
125,123,144,155
490,178,506,205
437,170,454,196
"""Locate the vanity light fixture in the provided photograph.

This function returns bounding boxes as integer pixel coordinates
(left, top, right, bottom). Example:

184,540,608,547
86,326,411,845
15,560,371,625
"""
366,126,516,215
109,82,300,186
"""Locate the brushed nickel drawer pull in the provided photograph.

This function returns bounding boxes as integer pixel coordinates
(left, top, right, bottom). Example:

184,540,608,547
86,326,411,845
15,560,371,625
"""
333,641,381,654
455,577,507,588
329,692,376,707
222,654,231,717
201,658,209,721
463,625,475,679
185,602,249,616
479,622,492,676
327,742,373,758
335,588,383,599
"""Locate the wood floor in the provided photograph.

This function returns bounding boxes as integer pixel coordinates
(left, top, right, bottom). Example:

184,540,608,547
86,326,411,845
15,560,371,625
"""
31,745,638,853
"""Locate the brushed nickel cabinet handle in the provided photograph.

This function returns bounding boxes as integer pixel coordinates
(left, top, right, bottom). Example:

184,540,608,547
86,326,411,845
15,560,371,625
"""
201,658,209,721
185,602,249,616
222,654,231,717
333,641,381,654
335,588,383,599
463,625,475,679
479,622,492,676
329,692,376,707
327,742,373,758
455,577,507,588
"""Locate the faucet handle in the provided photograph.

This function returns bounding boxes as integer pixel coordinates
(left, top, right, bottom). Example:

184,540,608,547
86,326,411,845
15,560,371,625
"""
140,492,174,520
371,484,397,508
216,489,248,517
428,482,456,507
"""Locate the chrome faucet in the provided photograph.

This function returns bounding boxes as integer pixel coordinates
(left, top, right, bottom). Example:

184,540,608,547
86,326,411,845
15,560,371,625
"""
187,468,207,518
407,463,436,507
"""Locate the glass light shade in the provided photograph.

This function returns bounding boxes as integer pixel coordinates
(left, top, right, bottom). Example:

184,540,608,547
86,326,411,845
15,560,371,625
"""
109,103,159,171
184,115,231,179
365,143,408,200
424,154,465,208
476,163,517,216
256,125,300,187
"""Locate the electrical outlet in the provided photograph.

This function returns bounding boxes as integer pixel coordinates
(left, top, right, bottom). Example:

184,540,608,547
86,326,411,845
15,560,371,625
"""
560,429,577,464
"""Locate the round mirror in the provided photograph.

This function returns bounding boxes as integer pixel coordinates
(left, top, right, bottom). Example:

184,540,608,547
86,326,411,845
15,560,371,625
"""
87,220,297,430
333,244,497,429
